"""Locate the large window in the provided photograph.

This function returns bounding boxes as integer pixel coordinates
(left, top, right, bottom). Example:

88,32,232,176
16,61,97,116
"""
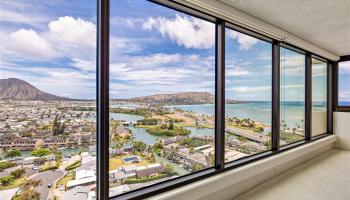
109,0,215,196
280,47,305,145
0,1,334,199
338,61,350,106
224,28,272,162
312,58,327,136
0,1,96,200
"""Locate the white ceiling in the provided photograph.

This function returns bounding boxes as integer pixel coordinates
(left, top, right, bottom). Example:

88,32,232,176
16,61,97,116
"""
219,0,350,56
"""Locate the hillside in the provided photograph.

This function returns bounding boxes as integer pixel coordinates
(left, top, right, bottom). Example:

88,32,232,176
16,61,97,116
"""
119,92,242,105
0,78,70,100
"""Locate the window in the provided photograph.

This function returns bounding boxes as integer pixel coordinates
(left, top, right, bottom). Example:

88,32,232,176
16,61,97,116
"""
0,1,334,199
312,58,327,136
0,1,96,200
109,0,215,196
280,47,305,145
338,61,350,106
224,28,272,162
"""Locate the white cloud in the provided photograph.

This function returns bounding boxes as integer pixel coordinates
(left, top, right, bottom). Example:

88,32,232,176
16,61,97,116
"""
226,66,251,77
339,91,350,101
9,29,56,59
71,59,95,71
339,61,350,74
227,30,258,51
229,86,270,93
3,16,98,62
143,14,215,49
48,16,96,47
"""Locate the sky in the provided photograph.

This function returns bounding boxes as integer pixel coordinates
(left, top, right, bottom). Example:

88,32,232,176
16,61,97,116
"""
1,0,345,102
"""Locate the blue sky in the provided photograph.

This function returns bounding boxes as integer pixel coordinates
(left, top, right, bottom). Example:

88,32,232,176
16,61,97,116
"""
1,0,346,102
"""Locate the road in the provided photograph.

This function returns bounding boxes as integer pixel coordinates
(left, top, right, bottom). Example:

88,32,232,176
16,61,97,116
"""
225,127,270,143
30,170,64,200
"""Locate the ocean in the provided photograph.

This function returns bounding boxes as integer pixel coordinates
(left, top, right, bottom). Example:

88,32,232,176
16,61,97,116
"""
166,102,326,129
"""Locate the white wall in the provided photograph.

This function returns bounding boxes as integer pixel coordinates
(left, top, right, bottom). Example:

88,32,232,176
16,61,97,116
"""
334,112,350,150
312,111,327,137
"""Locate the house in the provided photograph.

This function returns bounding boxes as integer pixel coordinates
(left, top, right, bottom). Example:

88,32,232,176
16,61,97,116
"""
61,186,91,200
136,163,164,178
66,176,96,190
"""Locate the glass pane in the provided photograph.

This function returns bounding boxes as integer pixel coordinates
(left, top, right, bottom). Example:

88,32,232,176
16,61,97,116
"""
280,47,305,146
312,58,327,136
224,29,272,163
0,1,96,200
109,0,215,196
339,61,350,106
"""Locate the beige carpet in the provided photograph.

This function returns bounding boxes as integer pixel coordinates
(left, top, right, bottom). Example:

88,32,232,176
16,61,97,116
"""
233,149,350,200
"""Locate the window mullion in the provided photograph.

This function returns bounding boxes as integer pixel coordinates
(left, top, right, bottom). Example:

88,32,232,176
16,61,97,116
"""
215,20,225,170
272,41,280,151
97,0,110,199
305,53,312,140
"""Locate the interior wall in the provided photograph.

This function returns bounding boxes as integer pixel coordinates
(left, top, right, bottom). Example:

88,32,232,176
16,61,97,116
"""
334,112,350,150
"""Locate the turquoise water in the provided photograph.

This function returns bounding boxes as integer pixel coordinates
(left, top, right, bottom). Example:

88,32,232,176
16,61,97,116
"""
167,102,310,129
0,148,82,159
110,113,144,121
127,126,160,145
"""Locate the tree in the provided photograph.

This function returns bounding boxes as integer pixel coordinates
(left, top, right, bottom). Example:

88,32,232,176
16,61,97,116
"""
14,179,42,200
10,168,25,179
32,148,50,157
5,149,22,158
53,116,65,135
133,141,147,152
164,164,175,175
168,120,174,130
0,161,16,171
0,175,14,185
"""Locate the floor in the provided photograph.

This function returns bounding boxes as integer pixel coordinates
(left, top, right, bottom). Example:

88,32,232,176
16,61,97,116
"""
233,149,350,200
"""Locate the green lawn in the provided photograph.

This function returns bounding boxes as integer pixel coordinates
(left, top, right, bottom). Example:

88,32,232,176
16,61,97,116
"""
0,177,26,190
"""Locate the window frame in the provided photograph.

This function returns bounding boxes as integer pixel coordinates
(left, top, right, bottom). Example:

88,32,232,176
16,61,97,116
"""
335,55,350,112
94,0,334,199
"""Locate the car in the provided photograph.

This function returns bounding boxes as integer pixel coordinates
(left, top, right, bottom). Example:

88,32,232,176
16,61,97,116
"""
47,183,52,188
32,166,40,170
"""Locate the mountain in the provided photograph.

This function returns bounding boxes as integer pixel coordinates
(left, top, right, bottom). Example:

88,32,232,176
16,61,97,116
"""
118,92,243,105
0,78,70,100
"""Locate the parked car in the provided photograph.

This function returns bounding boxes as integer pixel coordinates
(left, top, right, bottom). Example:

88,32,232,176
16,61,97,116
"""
47,183,52,188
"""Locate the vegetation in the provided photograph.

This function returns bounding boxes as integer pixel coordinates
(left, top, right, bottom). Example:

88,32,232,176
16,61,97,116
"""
39,164,58,172
56,172,75,189
13,179,41,200
151,142,163,154
124,174,168,184
179,138,207,148
10,168,25,179
146,124,190,137
65,160,81,171
137,118,159,125
110,108,150,117
0,175,15,186
31,148,50,157
53,115,65,135
5,149,21,158
280,131,304,144
132,141,147,152
0,161,16,171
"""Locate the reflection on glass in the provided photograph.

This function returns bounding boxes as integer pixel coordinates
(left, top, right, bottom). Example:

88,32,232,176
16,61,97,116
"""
109,0,215,196
0,1,96,199
312,58,327,136
280,47,305,145
224,28,272,163
338,61,350,106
